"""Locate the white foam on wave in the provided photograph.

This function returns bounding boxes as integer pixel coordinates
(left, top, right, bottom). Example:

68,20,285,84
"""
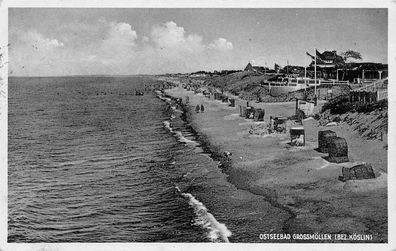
174,131,199,146
175,186,232,242
169,105,182,113
156,94,172,103
163,121,173,132
163,121,198,145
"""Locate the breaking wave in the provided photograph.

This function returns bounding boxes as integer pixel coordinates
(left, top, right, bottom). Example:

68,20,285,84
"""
155,93,172,103
163,121,173,132
175,186,232,242
160,91,230,242
163,121,198,146
174,131,199,145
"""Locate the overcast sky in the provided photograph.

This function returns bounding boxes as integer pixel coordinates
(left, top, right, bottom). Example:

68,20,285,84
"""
9,8,387,76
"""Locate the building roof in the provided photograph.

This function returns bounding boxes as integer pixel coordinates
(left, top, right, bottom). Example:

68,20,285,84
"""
309,50,345,68
244,63,269,73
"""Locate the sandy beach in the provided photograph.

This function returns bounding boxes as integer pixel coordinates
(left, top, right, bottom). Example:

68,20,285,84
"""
164,86,387,242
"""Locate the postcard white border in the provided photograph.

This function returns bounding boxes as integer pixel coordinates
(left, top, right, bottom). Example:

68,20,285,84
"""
0,1,395,251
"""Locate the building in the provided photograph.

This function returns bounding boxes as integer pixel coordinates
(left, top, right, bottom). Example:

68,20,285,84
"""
306,50,388,82
307,50,345,68
244,62,269,74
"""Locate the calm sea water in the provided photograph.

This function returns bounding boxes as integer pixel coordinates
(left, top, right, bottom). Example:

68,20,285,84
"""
8,76,285,243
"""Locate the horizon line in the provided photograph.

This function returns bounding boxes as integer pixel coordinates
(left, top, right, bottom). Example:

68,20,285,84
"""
7,60,388,78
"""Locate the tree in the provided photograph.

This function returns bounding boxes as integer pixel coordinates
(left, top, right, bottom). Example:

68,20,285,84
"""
341,50,362,62
340,50,363,81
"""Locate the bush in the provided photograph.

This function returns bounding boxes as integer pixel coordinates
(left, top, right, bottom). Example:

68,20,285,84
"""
321,95,387,115
333,116,341,122
355,99,387,113
321,95,349,113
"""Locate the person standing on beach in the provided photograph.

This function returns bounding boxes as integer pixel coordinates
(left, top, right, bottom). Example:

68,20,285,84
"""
195,104,200,113
200,104,205,113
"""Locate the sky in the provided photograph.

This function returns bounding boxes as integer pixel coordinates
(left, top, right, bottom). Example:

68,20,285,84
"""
8,8,388,76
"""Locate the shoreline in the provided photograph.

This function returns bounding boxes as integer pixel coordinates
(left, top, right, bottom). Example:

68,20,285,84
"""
160,84,388,243
156,90,295,242
156,90,293,242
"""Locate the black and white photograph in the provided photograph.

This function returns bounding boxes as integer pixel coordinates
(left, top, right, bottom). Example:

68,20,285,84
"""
0,1,395,250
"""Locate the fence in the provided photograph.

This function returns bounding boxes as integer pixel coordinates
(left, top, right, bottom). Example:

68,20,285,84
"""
317,79,349,85
352,78,387,92
349,89,387,103
349,78,388,103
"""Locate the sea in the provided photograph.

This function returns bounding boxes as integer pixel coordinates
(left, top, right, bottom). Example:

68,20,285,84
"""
8,76,285,243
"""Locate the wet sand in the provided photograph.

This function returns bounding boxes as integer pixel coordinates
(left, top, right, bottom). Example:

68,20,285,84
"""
164,86,387,243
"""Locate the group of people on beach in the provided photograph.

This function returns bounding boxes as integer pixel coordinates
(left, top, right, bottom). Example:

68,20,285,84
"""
195,104,205,113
